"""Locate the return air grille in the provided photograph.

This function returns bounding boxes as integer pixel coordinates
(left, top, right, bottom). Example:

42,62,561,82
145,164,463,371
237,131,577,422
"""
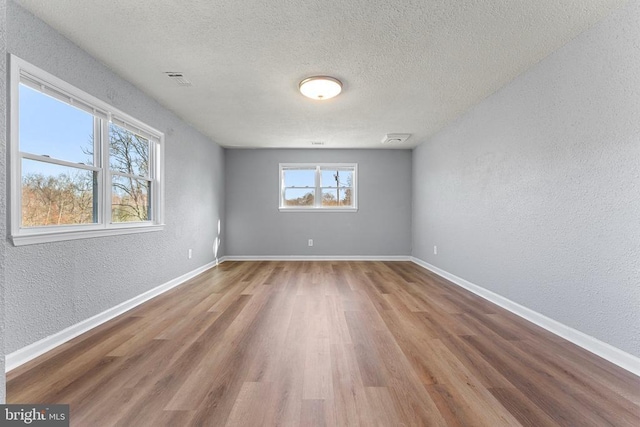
164,72,192,86
382,133,411,144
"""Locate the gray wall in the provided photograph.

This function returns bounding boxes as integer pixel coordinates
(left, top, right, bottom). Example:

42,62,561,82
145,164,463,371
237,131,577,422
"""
225,149,411,257
412,0,640,357
1,0,7,403
4,2,225,354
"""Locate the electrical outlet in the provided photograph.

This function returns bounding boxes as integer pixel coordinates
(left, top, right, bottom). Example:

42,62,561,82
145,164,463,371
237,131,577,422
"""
434,245,437,255
188,249,192,259
308,239,313,247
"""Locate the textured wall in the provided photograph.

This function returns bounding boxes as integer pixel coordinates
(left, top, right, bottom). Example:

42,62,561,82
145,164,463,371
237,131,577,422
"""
5,2,225,353
0,0,8,403
225,149,411,257
413,0,640,357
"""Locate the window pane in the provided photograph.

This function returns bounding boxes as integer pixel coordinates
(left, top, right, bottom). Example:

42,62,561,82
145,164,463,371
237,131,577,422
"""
283,168,315,188
109,123,149,178
321,168,353,188
21,159,97,227
19,84,95,165
284,188,315,206
321,188,353,207
112,175,150,222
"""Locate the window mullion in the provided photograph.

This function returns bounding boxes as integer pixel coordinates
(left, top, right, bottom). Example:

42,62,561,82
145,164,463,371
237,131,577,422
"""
279,163,357,211
149,140,155,222
315,166,321,208
280,166,285,208
157,138,164,224
110,171,151,181
103,118,112,226
11,55,164,245
19,153,100,171
93,117,101,225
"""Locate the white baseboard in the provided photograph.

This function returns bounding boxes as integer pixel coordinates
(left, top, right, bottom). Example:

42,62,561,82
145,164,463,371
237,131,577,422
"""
223,255,411,261
410,257,640,377
6,260,220,372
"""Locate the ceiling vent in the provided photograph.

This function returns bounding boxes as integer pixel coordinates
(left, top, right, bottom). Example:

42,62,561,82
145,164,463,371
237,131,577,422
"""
164,72,192,86
382,133,411,144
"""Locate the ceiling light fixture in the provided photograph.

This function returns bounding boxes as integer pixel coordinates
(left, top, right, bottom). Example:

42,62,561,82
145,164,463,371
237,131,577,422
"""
299,76,342,100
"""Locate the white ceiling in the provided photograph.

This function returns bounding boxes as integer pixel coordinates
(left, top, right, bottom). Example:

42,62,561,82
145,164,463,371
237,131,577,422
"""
16,0,626,149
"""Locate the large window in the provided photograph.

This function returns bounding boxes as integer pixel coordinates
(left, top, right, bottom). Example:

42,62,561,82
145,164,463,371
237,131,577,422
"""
279,163,357,211
10,55,164,245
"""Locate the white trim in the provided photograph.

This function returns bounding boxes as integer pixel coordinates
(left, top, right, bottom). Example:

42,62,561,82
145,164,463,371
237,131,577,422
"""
223,255,411,261
11,224,164,246
21,153,101,171
279,163,358,211
12,56,162,139
9,54,165,246
6,260,220,372
410,257,640,377
278,207,358,213
10,55,21,243
111,170,152,182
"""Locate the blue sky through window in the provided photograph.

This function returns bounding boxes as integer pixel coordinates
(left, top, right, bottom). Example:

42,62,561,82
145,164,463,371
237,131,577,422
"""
19,84,94,175
283,167,354,188
283,168,314,188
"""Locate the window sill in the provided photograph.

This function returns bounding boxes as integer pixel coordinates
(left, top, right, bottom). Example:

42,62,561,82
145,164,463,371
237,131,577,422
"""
11,224,164,246
279,207,358,213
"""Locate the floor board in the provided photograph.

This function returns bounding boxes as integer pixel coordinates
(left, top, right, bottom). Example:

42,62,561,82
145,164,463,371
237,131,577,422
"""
7,261,640,426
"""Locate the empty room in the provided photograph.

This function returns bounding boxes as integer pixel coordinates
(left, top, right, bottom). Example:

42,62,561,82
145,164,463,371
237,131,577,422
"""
0,0,638,426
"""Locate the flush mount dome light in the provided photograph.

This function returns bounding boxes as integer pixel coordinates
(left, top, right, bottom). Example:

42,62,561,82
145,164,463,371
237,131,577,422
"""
299,76,342,100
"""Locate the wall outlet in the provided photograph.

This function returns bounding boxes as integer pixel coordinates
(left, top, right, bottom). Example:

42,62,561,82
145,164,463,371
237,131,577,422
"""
308,239,313,247
188,249,193,259
433,245,437,255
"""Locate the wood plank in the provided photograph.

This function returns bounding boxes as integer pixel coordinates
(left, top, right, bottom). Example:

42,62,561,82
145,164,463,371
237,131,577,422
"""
328,342,373,426
225,382,269,427
303,338,333,400
364,387,402,427
6,261,639,427
488,387,558,427
300,399,327,427
344,310,388,387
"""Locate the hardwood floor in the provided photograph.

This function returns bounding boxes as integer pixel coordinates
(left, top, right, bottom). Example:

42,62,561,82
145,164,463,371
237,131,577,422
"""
7,261,640,426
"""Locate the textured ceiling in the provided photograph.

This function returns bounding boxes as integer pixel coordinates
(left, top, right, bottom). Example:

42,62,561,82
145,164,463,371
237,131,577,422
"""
15,0,626,148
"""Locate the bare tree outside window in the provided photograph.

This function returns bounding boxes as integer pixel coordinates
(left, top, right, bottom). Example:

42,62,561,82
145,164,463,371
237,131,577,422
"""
109,124,151,222
280,164,357,210
285,191,315,206
14,58,163,244
21,121,151,226
21,167,95,226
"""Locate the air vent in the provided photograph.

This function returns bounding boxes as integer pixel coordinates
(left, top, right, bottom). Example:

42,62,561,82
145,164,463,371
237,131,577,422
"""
164,72,192,86
382,133,411,144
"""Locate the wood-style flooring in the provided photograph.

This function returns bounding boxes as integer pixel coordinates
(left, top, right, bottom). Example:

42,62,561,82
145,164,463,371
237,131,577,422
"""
7,261,640,426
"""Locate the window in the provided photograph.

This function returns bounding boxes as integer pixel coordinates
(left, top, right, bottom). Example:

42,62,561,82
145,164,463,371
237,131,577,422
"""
10,55,164,245
279,163,357,211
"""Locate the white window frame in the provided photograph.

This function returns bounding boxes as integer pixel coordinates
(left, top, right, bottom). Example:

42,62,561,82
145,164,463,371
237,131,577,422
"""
10,55,165,246
279,163,358,212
